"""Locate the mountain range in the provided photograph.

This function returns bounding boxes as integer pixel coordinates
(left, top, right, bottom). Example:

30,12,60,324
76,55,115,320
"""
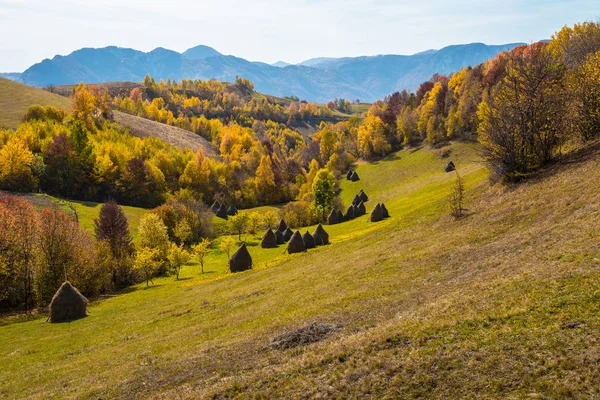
2,42,523,102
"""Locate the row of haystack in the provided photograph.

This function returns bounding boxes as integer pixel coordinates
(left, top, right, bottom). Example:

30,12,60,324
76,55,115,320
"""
328,189,369,225
346,170,360,182
261,219,330,254
210,200,238,220
370,202,390,222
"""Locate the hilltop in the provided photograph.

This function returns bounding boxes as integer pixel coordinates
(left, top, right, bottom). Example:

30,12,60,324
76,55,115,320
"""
0,140,598,398
0,77,71,129
10,42,523,102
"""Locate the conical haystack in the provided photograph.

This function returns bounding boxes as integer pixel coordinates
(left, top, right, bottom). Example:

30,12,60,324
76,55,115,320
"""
337,210,344,223
216,205,228,220
302,231,316,249
370,203,384,222
381,203,390,218
312,223,329,245
210,200,221,214
229,243,252,273
283,227,294,242
359,190,368,202
261,228,278,248
277,219,288,233
351,171,360,182
227,205,238,216
275,229,285,245
287,231,306,254
358,201,366,215
327,209,339,225
344,205,355,220
49,281,88,323
352,194,361,206
346,170,353,180
353,204,361,217
444,161,455,173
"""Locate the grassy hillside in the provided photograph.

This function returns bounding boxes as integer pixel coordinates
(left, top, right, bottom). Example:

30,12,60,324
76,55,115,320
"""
1,141,599,398
0,77,71,129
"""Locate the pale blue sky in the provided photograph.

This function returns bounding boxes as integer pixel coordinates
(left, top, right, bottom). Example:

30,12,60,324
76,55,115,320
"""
0,0,597,72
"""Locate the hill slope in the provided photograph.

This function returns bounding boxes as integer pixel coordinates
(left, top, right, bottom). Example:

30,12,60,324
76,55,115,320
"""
1,141,598,398
0,77,71,129
17,42,523,102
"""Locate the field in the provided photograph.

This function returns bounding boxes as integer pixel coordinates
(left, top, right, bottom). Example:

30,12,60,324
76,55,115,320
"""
0,77,71,129
1,140,599,398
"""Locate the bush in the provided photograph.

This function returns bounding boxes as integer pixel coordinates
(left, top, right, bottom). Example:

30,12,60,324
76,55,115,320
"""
281,201,320,229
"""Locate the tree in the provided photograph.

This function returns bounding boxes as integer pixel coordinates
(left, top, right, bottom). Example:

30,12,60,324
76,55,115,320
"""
94,201,134,288
167,243,190,280
357,115,390,159
255,155,276,203
229,213,250,241
72,83,97,131
262,210,278,229
246,211,262,235
319,127,337,164
219,236,236,260
193,238,211,274
448,171,465,218
174,220,193,246
137,213,170,274
312,168,336,221
134,247,160,287
0,137,35,191
569,50,600,141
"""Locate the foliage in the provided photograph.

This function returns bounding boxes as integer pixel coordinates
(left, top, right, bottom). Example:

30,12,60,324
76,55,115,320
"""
167,243,190,280
133,247,160,287
229,213,250,240
192,238,211,274
219,236,236,260
137,214,170,274
448,171,465,218
312,168,336,221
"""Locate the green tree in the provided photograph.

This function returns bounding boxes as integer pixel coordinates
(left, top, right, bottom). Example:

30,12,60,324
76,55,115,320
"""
137,214,170,274
219,236,236,260
229,213,250,241
312,168,336,221
193,238,211,274
167,243,190,280
134,247,160,286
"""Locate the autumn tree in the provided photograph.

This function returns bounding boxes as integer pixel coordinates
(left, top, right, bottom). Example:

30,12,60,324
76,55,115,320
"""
167,243,190,280
137,213,170,274
193,238,211,274
357,115,390,159
255,155,276,203
229,213,250,241
134,247,160,287
0,137,35,191
312,168,336,221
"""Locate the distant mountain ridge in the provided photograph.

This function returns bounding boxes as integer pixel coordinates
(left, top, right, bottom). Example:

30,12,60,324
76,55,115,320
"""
11,42,524,102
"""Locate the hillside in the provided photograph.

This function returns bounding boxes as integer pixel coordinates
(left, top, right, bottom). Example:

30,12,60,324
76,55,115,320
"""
112,111,218,156
1,140,598,398
0,77,71,129
15,42,523,102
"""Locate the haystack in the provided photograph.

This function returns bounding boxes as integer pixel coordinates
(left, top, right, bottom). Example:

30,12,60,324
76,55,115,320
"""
210,200,221,214
275,229,285,245
359,190,368,202
346,170,353,180
370,203,383,222
227,205,238,216
302,231,316,249
48,281,88,323
229,243,252,272
337,210,344,223
216,205,228,219
277,219,288,233
261,228,278,248
444,161,455,173
327,209,339,225
287,231,306,254
283,227,294,242
381,203,390,218
351,171,360,182
353,205,361,217
312,223,329,245
352,194,361,206
344,205,355,220
358,201,366,215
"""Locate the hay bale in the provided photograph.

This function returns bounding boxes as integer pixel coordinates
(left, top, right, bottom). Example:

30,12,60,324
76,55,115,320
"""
227,205,238,216
370,203,384,222
268,321,340,350
444,161,455,173
275,229,285,245
327,209,339,225
261,228,278,248
302,231,316,249
381,203,390,218
48,282,88,323
216,205,228,220
352,194,361,206
351,171,360,181
283,227,294,242
344,205,355,220
287,231,306,254
210,200,221,214
277,219,288,233
353,204,361,217
312,223,329,245
229,243,252,273
358,201,366,216
359,190,368,202
337,210,344,223
346,170,353,180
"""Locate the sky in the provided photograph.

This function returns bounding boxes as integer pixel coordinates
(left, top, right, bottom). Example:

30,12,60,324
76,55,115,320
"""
0,0,598,72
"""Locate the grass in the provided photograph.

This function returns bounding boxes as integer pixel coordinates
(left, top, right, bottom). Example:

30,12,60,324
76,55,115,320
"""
0,78,71,129
1,141,599,398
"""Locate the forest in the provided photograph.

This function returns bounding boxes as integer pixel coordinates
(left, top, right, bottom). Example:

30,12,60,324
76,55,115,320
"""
0,21,599,312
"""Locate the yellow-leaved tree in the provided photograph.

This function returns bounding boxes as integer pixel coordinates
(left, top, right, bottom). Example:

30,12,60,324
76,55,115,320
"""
0,137,35,191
